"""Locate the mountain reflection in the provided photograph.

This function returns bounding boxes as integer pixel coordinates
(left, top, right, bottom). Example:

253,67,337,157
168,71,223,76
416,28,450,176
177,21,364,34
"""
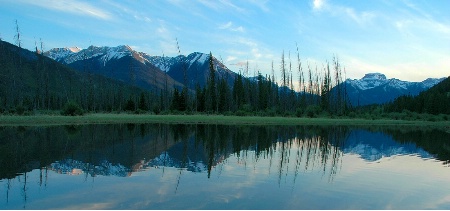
1,124,449,182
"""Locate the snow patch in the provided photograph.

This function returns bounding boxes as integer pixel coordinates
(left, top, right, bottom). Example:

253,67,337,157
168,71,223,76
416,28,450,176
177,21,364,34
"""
45,45,132,65
196,53,209,65
68,47,81,53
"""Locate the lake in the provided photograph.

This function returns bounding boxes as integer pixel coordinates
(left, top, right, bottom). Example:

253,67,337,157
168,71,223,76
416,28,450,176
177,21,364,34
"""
1,124,450,209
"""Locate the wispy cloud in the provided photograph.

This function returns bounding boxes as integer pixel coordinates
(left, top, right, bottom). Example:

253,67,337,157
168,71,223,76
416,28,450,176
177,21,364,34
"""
393,2,450,38
248,0,270,12
103,1,152,23
219,0,246,13
197,0,245,13
218,22,245,32
226,56,237,63
18,0,111,20
343,8,376,26
155,20,178,55
311,0,376,26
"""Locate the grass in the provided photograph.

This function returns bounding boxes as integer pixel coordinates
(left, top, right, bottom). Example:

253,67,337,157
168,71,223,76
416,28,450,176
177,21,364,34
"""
0,113,449,129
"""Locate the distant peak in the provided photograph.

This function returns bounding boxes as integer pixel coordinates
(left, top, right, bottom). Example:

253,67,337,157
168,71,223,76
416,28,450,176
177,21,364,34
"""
116,45,133,51
192,51,205,55
86,45,100,50
68,47,81,53
362,73,387,80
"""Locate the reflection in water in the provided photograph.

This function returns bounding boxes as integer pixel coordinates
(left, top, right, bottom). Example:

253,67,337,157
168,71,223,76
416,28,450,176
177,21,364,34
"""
0,124,449,209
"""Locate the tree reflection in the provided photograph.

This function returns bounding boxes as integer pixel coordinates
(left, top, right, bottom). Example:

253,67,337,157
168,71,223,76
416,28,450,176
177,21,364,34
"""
187,125,349,182
1,123,449,201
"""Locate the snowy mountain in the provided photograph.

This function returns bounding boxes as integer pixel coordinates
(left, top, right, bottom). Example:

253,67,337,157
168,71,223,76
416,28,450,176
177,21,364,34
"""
44,46,81,62
45,46,238,91
143,52,238,89
45,45,184,91
343,73,445,106
45,45,133,65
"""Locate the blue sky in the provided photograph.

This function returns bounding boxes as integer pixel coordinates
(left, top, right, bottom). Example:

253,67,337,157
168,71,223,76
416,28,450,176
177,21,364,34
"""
1,0,449,83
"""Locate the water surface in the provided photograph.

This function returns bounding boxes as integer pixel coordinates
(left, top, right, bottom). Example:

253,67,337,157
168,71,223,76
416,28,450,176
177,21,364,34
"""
1,124,449,209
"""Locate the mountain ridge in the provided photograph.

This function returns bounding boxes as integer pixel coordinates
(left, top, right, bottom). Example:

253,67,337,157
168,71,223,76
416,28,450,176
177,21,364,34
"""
343,73,445,106
45,44,446,107
45,45,239,91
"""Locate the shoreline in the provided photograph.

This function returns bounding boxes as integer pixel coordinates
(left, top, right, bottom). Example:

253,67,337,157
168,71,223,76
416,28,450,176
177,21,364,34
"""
0,113,449,128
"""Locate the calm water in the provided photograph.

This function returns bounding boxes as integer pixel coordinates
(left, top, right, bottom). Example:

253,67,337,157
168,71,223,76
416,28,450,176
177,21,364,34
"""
1,124,450,209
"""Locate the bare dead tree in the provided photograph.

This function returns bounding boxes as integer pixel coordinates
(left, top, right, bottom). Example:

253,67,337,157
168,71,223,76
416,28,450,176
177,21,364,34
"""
14,20,21,48
296,42,303,93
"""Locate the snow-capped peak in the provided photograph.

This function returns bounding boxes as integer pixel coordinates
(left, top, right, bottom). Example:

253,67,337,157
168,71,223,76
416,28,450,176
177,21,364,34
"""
45,45,134,65
421,77,444,88
142,52,211,73
346,72,445,91
347,73,389,90
44,47,82,62
68,46,81,53
361,73,387,81
186,52,209,68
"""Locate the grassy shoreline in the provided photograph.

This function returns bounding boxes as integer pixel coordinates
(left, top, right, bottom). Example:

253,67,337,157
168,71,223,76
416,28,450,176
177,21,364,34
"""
0,113,449,128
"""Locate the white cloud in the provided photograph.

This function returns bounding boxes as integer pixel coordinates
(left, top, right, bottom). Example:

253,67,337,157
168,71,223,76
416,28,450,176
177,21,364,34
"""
219,0,246,13
18,0,111,20
219,22,233,29
344,8,376,26
226,56,237,62
311,0,376,26
218,21,245,32
395,17,450,39
155,20,178,55
248,0,270,12
198,0,245,13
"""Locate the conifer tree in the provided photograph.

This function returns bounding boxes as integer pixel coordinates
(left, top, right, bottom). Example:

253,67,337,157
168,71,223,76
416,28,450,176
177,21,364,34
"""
206,52,217,112
138,92,148,111
233,74,244,110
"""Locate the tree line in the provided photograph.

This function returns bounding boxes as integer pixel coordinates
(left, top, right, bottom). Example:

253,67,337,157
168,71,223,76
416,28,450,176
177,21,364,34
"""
167,51,351,117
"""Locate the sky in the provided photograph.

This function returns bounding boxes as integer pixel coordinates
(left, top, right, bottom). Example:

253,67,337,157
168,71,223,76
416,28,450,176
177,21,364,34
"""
1,0,449,83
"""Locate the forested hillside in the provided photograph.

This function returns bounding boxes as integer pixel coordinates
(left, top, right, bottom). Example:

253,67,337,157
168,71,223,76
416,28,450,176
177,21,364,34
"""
386,77,450,114
0,40,155,114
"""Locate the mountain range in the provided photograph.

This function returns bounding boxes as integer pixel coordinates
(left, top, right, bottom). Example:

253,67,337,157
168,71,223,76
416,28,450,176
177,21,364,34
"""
44,45,238,91
343,73,445,106
44,44,446,106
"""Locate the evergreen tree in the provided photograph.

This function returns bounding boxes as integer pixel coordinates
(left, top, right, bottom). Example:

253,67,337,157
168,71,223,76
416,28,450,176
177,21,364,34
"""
138,92,148,111
232,74,243,110
124,97,136,111
257,72,267,111
179,87,187,111
206,52,217,112
171,88,180,111
217,77,230,112
195,84,205,112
